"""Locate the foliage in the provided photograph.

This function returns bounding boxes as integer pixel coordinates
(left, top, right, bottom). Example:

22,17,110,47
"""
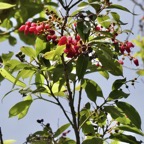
0,0,144,144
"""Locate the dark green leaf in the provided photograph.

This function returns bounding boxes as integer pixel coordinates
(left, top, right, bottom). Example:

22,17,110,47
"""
54,123,70,138
107,4,136,15
117,125,144,136
83,79,103,102
112,78,126,90
76,55,89,80
82,137,103,144
77,21,90,42
82,121,95,135
9,36,17,46
116,102,141,129
108,90,129,101
110,133,141,144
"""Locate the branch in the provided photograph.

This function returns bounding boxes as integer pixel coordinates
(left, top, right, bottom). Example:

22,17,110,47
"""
130,0,144,11
77,82,82,128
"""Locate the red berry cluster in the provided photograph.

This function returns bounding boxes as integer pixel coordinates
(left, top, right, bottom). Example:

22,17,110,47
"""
120,41,134,54
19,21,58,44
58,35,81,58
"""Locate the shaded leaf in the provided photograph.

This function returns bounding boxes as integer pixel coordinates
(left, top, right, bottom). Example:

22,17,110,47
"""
116,101,141,129
110,133,141,144
76,55,89,80
112,78,126,90
83,79,103,102
108,90,129,101
117,125,144,136
107,4,136,15
82,137,103,144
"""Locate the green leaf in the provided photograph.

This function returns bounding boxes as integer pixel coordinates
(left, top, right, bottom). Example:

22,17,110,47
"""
97,15,111,28
108,90,129,101
104,106,131,125
43,45,65,60
9,36,17,46
13,69,35,88
83,79,103,102
2,51,14,64
82,121,95,135
0,2,15,10
55,45,65,56
116,102,141,129
0,68,26,87
9,100,32,118
82,137,103,144
99,71,109,79
1,18,12,29
98,54,123,76
117,125,144,136
76,55,89,80
112,78,126,90
106,4,136,15
35,37,47,56
20,46,36,59
110,133,141,144
54,123,70,138
43,50,55,60
77,21,90,42
78,2,89,7
111,12,120,21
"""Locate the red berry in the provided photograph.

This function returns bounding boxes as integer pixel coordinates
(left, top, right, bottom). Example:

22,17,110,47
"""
19,25,25,31
48,29,55,35
25,21,31,26
133,58,139,66
51,35,57,40
58,36,67,45
46,35,52,41
95,26,101,31
118,60,124,65
76,35,80,41
29,26,36,32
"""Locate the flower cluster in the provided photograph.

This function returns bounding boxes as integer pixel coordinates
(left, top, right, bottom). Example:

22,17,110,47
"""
58,35,81,58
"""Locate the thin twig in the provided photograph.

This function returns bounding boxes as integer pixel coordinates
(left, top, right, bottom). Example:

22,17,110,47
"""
130,0,144,11
0,127,3,144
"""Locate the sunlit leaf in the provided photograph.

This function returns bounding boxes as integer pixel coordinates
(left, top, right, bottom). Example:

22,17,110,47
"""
0,2,15,10
0,68,26,87
54,123,70,138
9,100,32,118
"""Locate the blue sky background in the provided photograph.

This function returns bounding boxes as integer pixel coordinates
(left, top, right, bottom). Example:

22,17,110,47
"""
0,0,144,143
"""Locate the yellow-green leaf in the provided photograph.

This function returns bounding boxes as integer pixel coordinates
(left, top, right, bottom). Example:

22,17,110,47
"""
0,68,26,87
0,2,15,10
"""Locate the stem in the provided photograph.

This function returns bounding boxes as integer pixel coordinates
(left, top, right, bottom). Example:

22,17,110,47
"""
61,54,80,144
0,127,3,144
77,82,82,128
